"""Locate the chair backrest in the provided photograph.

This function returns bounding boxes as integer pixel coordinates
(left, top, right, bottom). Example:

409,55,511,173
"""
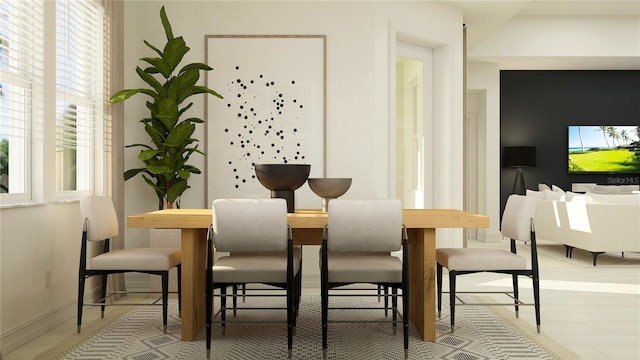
212,198,288,253
501,194,537,242
80,196,119,242
327,199,403,252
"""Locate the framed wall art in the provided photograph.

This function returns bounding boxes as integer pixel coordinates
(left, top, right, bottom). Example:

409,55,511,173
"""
205,35,326,206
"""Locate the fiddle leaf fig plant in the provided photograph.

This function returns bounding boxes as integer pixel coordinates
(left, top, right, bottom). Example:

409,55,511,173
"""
109,6,223,209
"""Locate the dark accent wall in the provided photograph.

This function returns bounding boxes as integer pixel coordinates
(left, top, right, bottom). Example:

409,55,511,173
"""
500,70,640,212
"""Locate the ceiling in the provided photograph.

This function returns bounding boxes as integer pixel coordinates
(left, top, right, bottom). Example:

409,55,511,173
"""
440,0,640,69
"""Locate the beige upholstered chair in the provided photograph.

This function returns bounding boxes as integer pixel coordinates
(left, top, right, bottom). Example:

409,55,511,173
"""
205,198,301,359
436,194,541,333
321,199,409,359
77,196,181,334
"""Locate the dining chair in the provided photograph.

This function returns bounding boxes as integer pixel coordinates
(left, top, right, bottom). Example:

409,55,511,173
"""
77,196,181,334
205,198,301,359
320,199,409,359
436,194,541,333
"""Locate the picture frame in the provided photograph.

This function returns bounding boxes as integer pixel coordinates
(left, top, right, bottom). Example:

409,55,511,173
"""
204,35,326,206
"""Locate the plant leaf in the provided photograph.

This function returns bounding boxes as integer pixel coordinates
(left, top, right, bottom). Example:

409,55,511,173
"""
124,168,147,181
125,143,153,149
109,88,157,103
184,85,224,100
177,169,190,179
179,63,213,74
156,97,179,129
160,6,174,40
148,164,173,175
142,39,163,58
135,67,165,97
162,37,189,75
167,179,189,203
141,57,171,79
138,149,162,161
183,117,204,124
166,121,195,148
184,164,202,174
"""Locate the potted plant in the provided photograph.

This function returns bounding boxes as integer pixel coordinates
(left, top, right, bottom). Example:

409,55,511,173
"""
109,6,222,209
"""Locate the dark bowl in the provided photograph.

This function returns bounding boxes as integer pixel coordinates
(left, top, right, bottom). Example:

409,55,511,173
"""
308,178,352,199
254,164,311,191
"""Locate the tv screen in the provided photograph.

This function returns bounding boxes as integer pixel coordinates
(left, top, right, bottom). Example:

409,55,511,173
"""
568,126,640,173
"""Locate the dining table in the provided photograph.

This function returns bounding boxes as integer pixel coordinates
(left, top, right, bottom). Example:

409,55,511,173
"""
127,208,489,341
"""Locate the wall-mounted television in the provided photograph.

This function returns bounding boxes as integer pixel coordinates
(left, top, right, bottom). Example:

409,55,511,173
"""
568,125,640,174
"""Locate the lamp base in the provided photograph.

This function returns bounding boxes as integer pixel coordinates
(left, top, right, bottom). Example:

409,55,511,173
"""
512,167,527,195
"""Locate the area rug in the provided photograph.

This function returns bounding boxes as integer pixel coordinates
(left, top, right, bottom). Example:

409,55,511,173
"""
36,295,577,360
535,243,640,267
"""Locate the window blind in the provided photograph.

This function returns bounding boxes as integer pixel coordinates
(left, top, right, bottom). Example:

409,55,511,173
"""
55,0,105,193
55,0,104,152
0,0,44,196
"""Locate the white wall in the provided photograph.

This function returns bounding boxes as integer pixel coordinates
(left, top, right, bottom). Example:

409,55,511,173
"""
470,15,640,59
467,61,501,242
0,203,88,352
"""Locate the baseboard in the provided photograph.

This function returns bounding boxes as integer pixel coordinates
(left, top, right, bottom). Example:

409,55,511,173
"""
0,287,100,355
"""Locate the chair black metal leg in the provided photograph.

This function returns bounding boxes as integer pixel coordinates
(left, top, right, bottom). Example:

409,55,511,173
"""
533,274,541,333
162,272,169,334
100,274,108,319
402,283,409,359
449,270,457,333
512,274,520,318
232,286,238,317
205,239,213,360
321,283,328,359
220,286,227,335
384,286,389,317
77,275,86,333
287,281,293,358
392,287,398,334
205,286,212,360
436,263,443,318
241,283,246,302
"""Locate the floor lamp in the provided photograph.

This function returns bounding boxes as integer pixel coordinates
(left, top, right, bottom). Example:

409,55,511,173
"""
503,146,536,195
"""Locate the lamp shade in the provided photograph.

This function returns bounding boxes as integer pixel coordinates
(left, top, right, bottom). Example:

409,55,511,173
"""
503,146,536,167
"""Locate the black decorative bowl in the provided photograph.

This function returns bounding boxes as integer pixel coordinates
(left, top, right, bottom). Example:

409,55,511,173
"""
308,178,352,211
254,164,311,213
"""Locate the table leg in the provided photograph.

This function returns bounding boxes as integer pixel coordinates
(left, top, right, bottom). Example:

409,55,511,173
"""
407,227,436,341
180,228,207,341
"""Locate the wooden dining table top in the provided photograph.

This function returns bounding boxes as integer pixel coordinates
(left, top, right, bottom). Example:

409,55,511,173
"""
127,208,489,230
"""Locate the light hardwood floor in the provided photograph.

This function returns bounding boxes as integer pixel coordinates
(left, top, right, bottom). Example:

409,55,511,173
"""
4,239,639,359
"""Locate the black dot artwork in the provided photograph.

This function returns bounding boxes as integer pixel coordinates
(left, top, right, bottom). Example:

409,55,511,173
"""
221,66,308,190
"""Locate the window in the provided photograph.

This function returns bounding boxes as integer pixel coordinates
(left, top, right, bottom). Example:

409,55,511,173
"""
55,0,104,195
0,0,108,205
0,0,44,201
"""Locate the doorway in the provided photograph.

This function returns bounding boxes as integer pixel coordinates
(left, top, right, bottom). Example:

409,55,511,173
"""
395,40,433,209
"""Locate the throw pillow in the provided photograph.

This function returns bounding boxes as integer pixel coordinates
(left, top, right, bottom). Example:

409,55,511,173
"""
538,183,551,191
565,191,586,202
526,189,545,199
544,189,564,201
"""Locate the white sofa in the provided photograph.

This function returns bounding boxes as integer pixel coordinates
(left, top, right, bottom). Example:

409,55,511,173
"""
531,190,640,266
